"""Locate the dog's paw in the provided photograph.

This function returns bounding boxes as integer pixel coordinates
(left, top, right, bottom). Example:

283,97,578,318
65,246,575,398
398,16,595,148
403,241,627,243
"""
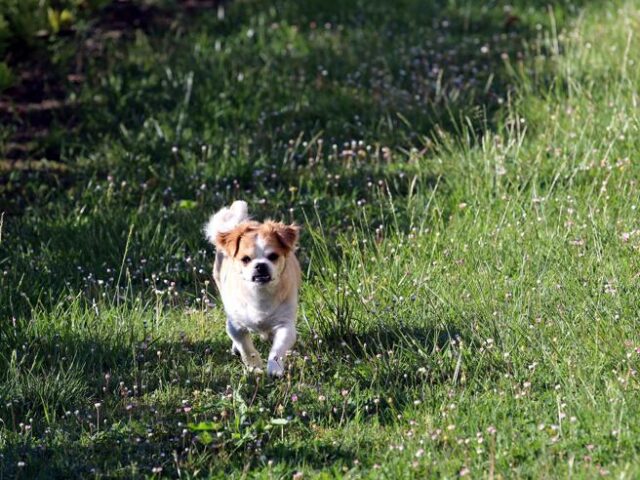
243,352,264,372
267,359,285,377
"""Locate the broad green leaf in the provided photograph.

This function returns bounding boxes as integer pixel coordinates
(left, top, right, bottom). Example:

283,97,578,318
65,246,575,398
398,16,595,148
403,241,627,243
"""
188,421,222,432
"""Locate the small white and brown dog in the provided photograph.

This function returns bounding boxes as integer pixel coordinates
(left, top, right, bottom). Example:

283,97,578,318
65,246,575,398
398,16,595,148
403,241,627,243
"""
204,200,301,377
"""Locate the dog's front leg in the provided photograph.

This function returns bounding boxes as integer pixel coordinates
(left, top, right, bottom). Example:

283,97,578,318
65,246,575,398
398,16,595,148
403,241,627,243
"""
267,324,296,377
226,319,263,372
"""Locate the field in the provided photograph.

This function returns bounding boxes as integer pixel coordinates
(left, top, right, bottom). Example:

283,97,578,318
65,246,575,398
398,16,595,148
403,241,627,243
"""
2,0,640,477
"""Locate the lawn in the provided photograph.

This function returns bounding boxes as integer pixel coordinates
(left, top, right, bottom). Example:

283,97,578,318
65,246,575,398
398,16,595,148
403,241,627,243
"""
1,0,640,478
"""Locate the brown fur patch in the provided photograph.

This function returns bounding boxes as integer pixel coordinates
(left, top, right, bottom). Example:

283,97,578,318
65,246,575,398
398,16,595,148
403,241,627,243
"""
217,221,300,259
261,221,300,253
216,221,259,257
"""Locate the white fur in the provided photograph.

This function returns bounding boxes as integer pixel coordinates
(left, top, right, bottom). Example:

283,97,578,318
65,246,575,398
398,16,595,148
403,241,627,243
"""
204,200,249,244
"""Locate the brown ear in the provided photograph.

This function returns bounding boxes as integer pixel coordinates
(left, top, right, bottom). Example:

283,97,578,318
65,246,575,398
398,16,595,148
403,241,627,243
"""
216,223,255,257
275,223,300,252
216,229,241,257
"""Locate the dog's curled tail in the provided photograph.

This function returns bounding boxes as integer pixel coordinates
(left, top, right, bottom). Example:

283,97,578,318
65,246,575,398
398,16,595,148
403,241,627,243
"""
204,200,249,245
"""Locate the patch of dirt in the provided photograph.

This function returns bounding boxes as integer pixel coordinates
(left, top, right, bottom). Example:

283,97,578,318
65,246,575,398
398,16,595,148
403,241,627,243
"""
0,0,226,212
1,0,225,158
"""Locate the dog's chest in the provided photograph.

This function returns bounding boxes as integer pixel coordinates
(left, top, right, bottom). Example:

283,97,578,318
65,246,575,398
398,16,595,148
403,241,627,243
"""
221,291,294,334
226,301,275,330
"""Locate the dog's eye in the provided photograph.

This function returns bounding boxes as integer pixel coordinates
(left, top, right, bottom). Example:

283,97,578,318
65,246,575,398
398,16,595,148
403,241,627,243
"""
267,253,279,262
241,256,251,264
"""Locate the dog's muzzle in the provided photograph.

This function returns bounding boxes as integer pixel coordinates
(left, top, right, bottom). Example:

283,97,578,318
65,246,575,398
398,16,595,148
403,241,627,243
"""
252,263,272,284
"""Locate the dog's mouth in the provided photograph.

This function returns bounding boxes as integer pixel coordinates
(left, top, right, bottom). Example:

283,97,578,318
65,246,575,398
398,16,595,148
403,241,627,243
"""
251,274,272,284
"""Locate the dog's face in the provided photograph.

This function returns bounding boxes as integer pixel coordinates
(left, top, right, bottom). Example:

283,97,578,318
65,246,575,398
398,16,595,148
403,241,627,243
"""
216,221,299,286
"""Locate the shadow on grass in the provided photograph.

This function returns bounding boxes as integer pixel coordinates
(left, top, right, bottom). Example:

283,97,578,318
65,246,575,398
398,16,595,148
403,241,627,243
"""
0,332,236,422
0,316,509,477
2,314,480,414
267,440,360,471
0,327,366,477
0,430,362,479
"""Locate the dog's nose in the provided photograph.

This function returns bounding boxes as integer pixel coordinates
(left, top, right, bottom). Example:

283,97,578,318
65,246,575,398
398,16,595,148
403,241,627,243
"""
255,262,269,275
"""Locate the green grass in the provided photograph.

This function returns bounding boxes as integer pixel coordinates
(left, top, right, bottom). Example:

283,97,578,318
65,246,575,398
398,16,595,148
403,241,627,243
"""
2,0,640,477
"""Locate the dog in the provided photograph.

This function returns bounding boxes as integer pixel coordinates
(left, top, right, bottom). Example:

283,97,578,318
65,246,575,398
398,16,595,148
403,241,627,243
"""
204,200,301,377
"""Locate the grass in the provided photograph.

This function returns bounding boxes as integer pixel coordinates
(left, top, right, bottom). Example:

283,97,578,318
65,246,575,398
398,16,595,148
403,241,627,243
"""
2,0,640,477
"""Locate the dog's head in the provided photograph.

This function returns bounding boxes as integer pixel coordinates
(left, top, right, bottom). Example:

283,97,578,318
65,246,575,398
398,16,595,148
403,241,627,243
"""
216,221,300,286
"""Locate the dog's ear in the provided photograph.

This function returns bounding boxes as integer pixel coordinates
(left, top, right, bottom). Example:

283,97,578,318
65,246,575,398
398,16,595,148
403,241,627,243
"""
275,223,300,252
216,224,254,257
216,229,241,257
